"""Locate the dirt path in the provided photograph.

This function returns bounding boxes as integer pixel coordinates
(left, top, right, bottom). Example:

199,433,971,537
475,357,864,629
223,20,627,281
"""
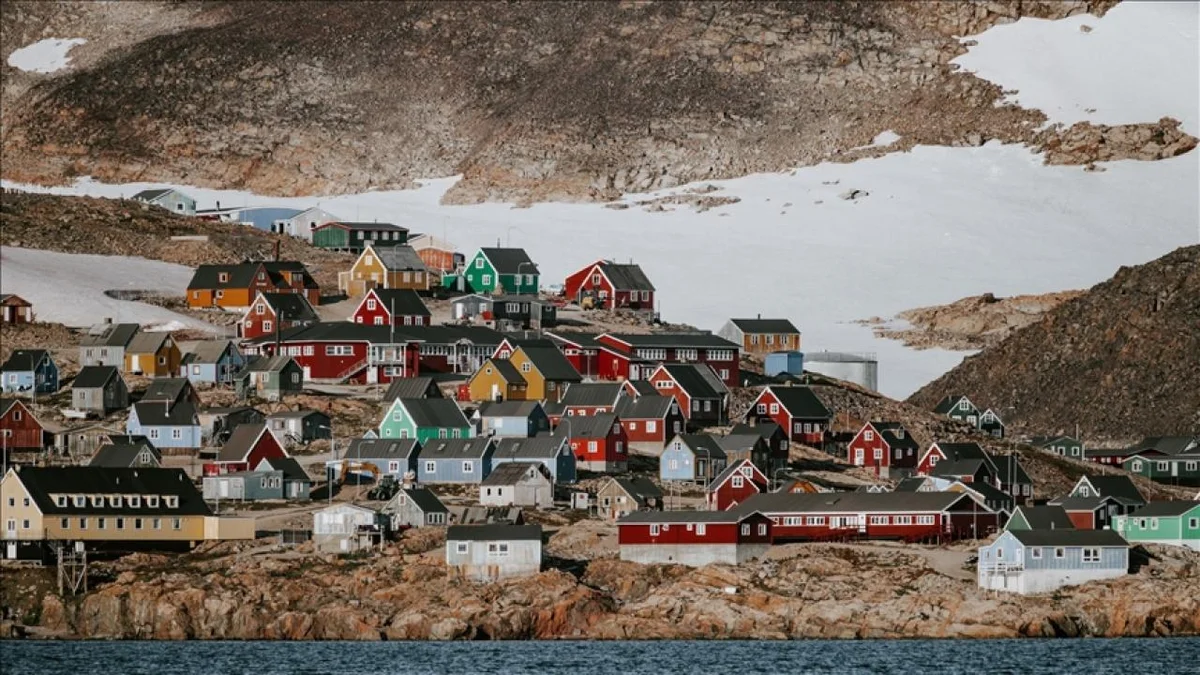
768,541,976,582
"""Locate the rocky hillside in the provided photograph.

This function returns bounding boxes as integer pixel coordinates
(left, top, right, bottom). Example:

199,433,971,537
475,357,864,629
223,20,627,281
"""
2,1,1193,203
909,246,1200,443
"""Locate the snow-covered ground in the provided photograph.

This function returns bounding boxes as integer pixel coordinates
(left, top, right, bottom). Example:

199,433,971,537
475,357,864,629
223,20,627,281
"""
0,247,214,332
953,2,1200,134
2,2,1196,398
6,38,87,74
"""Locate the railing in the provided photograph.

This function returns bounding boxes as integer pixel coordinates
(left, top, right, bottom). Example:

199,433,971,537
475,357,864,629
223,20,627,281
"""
335,358,369,381
979,561,1024,574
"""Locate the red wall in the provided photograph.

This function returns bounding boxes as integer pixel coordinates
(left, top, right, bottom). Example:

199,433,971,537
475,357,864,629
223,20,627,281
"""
352,294,429,327
709,478,763,511
570,423,628,465
621,410,683,444
0,401,43,449
262,341,367,379
1066,511,1097,530
916,447,946,475
848,424,889,473
617,514,772,546
647,370,692,419
564,263,612,302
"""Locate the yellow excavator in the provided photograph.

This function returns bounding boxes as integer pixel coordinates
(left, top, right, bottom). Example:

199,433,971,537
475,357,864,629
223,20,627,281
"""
336,459,381,486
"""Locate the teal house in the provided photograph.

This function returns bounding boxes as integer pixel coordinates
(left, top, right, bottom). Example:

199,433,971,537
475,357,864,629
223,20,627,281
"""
379,398,474,443
1122,453,1200,487
932,394,980,426
1113,501,1200,551
1032,435,1084,460
463,248,539,295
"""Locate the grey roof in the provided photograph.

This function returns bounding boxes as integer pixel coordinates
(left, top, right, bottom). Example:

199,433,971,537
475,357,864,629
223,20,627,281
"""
933,395,975,415
479,400,544,419
0,349,51,372
659,363,727,399
88,444,162,468
519,347,582,382
610,477,663,506
595,261,655,291
933,442,989,462
181,340,236,364
325,221,408,232
262,456,310,482
618,511,747,524
383,377,441,402
79,323,140,348
733,491,976,516
218,424,274,462
259,293,319,322
601,333,739,349
126,331,172,355
1031,435,1081,448
1011,505,1074,530
400,487,447,514
240,355,296,374
103,434,153,449
729,422,783,440
132,400,198,427
482,462,550,486
1006,529,1128,547
1125,501,1200,518
708,460,764,492
479,248,538,275
894,477,933,492
545,331,604,350
1080,475,1146,504
615,395,674,419
369,288,431,317
1048,495,1116,511
716,434,765,455
729,318,800,334
420,438,493,460
1132,436,1199,456
448,523,541,542
624,379,658,396
561,383,625,408
265,409,328,421
342,438,419,461
930,459,990,479
72,365,120,390
558,412,618,439
399,398,471,429
955,480,1011,506
13,467,211,516
141,378,193,404
132,188,173,202
763,386,831,420
671,433,728,461
492,436,565,461
373,244,427,271
1085,447,1141,458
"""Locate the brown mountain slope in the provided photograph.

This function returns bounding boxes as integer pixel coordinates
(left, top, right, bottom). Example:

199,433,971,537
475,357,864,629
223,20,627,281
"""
6,0,1192,204
908,246,1200,443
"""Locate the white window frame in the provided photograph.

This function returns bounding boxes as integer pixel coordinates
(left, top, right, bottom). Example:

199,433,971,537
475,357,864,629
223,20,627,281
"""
425,461,437,474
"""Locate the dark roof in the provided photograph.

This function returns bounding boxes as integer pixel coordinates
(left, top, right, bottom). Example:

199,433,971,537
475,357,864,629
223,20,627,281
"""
659,363,727,398
561,383,625,408
400,487,448,514
671,433,728,461
559,413,618,439
482,462,551,486
1048,495,1116,511
479,400,544,418
764,386,832,420
933,395,974,415
0,349,51,372
240,355,296,374
930,459,989,479
181,340,236,365
1031,435,1081,448
871,422,920,450
479,247,538,275
624,380,658,396
730,422,783,440
1125,501,1200,518
260,293,319,322
480,359,525,384
72,365,120,389
1081,475,1146,504
733,491,974,515
262,456,310,482
265,409,328,421
614,395,674,419
596,261,655,291
218,424,274,462
323,221,408,232
342,438,419,461
13,467,211,516
519,347,582,382
708,460,764,492
893,477,932,492
934,442,989,462
132,188,173,202
88,444,162,468
729,318,800,334
383,377,441,401
374,245,427,272
1085,447,1141,459
447,523,542,542
132,400,198,427
955,480,1011,505
610,477,663,505
244,322,506,349
126,331,172,356
141,378,193,404
989,454,1032,485
617,511,747,524
420,438,493,460
1006,529,1128,547
492,437,565,460
1010,505,1074,530
601,333,739,349
545,331,603,350
369,289,431,317
398,399,470,428
188,262,318,291
0,398,21,418
79,323,140,348
103,434,153,449
716,434,765,455
1132,436,1199,456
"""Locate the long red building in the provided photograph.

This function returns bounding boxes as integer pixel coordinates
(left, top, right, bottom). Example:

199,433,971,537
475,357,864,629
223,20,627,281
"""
617,510,773,566
557,333,741,388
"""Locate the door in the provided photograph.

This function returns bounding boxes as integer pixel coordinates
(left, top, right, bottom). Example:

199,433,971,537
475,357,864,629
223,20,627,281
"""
219,481,230,498
5,542,15,560
302,366,312,380
367,367,378,385
491,383,500,401
854,449,864,465
131,355,141,373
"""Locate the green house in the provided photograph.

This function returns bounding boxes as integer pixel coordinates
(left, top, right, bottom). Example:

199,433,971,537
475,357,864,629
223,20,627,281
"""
1113,501,1200,551
1032,435,1084,460
312,221,409,253
932,394,980,426
379,397,474,443
1122,453,1200,486
463,248,539,295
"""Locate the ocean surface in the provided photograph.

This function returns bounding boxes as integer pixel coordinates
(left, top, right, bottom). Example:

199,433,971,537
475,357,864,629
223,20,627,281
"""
2,638,1198,674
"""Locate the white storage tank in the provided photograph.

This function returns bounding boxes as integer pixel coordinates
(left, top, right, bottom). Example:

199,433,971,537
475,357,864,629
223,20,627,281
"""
803,351,878,392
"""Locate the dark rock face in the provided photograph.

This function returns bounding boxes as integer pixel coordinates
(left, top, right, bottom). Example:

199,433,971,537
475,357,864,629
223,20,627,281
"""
909,246,1200,443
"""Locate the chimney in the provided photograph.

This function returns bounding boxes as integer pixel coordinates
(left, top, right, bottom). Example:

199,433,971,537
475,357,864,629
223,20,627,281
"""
273,240,280,262
757,312,761,319
216,200,221,210
105,317,113,325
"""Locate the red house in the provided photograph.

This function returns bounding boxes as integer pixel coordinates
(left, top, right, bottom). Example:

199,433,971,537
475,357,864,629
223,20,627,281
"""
545,332,604,378
352,288,431,327
239,291,319,340
247,322,420,385
616,511,773,566
847,421,921,478
0,398,44,450
615,395,685,455
647,363,729,426
737,491,999,542
593,333,741,387
561,412,627,473
204,423,289,476
744,385,832,446
706,459,768,511
563,260,656,312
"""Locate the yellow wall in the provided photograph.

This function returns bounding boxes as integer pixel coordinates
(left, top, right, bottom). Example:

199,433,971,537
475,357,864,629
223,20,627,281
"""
507,350,547,401
468,361,527,402
1,472,45,540
44,513,206,542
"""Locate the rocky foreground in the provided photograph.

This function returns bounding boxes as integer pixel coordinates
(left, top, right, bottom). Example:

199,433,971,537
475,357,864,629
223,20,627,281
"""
8,525,1198,641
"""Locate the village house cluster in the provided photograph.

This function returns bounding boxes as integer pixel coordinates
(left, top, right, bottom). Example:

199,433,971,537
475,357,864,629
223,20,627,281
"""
2,189,1196,591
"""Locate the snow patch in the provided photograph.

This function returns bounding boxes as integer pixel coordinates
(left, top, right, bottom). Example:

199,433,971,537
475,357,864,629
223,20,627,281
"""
6,38,87,74
953,2,1200,134
0,247,216,332
870,131,901,148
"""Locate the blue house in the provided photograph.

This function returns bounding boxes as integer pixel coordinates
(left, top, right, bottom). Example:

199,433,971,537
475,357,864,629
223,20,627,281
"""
330,438,421,480
0,349,58,395
179,340,247,385
492,436,576,484
977,529,1129,595
132,188,197,216
660,433,728,483
126,400,203,450
476,400,550,438
417,438,496,484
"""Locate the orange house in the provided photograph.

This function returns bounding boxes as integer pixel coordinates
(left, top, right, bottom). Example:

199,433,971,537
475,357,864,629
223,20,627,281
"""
410,234,458,274
187,262,320,309
717,318,802,356
338,244,431,296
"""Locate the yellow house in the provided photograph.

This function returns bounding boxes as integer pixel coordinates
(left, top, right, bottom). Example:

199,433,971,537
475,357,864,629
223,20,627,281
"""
507,346,582,403
1,466,250,560
338,244,431,297
124,332,182,377
466,359,528,402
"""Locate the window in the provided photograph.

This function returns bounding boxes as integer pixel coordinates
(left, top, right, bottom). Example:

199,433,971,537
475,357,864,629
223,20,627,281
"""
1156,461,1169,472
1082,548,1100,563
703,400,711,412
456,542,469,554
677,349,697,361
462,461,474,473
757,403,767,414
958,400,970,411
134,518,143,530
263,320,273,332
172,429,183,440
757,523,767,536
895,516,912,525
732,476,744,488
130,496,141,508
475,258,484,269
805,516,825,526
481,274,492,286
61,518,70,529
916,515,935,525
1131,460,1143,472
56,495,67,507
1187,462,1198,471
425,461,436,474
438,429,448,439
172,518,182,530
325,345,353,356
873,449,882,460
588,441,598,453
521,362,531,373
740,524,750,536
1031,548,1042,559
864,430,874,442
1150,518,1159,530
870,516,889,525
1054,548,1065,559
116,518,126,530
708,350,733,361
148,429,159,440
696,523,706,535
166,496,178,508
73,495,85,507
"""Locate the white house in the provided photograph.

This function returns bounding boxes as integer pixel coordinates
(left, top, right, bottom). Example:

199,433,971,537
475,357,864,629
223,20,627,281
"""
279,207,340,242
977,529,1129,595
313,503,385,553
445,524,542,581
